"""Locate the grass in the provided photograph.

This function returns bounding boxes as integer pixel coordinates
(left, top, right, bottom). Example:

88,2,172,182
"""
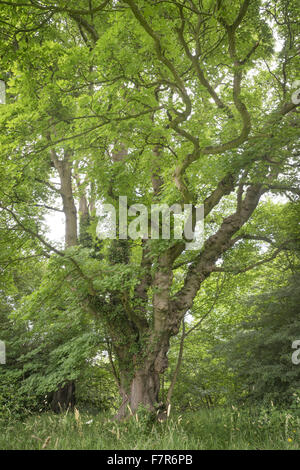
0,406,299,450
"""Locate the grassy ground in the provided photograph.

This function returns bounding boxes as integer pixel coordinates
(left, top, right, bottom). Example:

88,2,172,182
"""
0,406,299,450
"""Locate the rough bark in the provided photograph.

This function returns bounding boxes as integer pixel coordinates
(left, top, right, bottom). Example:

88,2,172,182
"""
115,368,160,419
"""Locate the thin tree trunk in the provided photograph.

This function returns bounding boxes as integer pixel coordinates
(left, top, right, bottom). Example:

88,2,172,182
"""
50,148,77,411
166,319,185,409
51,150,78,248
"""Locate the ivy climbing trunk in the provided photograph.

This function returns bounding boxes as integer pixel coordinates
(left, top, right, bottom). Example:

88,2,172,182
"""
116,368,160,419
114,345,168,420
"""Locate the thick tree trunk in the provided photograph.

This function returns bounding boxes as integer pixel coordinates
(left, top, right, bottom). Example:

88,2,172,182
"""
113,335,171,420
130,369,160,412
115,368,161,420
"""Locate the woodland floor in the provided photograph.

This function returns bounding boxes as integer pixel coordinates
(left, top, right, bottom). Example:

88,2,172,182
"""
0,406,299,450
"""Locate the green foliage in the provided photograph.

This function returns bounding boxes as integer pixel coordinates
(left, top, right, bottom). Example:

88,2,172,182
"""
0,260,46,421
0,254,108,418
219,272,300,405
76,363,119,413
